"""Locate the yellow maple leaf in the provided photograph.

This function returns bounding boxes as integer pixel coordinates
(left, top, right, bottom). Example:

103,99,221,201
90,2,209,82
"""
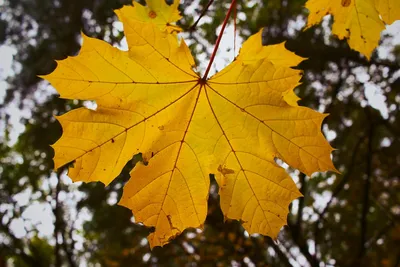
374,0,400,25
305,0,400,59
122,0,182,33
43,4,336,248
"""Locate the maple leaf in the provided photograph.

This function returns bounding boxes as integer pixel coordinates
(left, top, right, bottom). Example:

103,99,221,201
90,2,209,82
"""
43,1,336,248
374,0,400,25
121,0,182,32
305,0,400,59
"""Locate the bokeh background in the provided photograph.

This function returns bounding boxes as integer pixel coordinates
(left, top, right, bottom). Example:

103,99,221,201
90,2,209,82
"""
1,0,399,266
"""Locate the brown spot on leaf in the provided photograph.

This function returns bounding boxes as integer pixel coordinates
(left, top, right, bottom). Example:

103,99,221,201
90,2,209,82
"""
167,215,179,231
341,0,351,7
217,165,234,188
148,10,157,18
158,125,164,130
142,155,149,166
217,165,235,175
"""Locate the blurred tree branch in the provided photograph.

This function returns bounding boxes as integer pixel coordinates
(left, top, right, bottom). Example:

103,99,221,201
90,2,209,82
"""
357,106,375,262
265,237,292,267
53,174,62,267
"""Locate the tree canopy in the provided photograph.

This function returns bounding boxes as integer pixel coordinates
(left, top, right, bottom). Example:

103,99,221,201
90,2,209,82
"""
1,0,399,266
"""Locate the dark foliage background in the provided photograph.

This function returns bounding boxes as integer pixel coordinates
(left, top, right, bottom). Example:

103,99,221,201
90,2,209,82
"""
1,0,399,266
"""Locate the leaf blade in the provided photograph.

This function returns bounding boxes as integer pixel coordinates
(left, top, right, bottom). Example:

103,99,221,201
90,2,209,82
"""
44,2,337,247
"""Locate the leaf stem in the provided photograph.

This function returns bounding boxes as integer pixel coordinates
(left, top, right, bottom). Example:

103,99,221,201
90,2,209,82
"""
233,2,237,56
202,0,237,81
189,0,215,31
